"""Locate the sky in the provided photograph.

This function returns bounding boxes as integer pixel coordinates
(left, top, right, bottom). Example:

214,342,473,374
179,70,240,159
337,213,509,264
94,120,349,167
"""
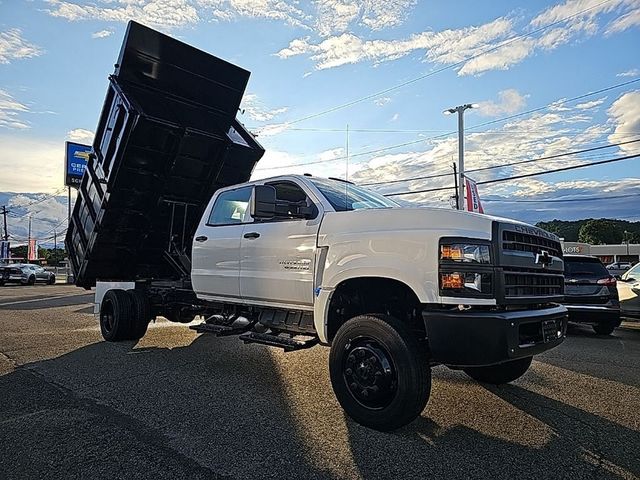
0,0,639,242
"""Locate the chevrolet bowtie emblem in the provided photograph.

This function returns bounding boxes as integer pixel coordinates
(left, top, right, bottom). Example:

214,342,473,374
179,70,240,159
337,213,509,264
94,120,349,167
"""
535,250,553,267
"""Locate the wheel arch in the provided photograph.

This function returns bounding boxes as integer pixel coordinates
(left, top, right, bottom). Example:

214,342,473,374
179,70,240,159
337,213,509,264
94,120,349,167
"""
318,276,424,344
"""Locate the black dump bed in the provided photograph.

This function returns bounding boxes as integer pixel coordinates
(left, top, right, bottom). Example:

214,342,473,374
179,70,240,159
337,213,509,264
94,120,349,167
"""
66,21,264,288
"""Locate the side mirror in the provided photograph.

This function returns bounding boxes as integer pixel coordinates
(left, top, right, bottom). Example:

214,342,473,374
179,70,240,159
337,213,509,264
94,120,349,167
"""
250,185,276,219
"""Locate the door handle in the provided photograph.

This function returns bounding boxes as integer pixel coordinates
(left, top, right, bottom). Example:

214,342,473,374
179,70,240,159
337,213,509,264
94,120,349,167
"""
195,236,208,242
243,232,261,239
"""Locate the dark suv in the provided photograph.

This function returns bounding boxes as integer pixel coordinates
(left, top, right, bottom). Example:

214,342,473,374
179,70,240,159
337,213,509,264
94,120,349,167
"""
562,255,621,335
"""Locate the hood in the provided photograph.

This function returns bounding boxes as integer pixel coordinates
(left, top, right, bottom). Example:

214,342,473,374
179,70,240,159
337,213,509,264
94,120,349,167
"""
318,207,511,243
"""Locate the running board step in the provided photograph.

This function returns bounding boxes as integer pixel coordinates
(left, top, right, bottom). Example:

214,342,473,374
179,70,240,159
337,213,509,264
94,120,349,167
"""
239,332,319,352
190,322,252,337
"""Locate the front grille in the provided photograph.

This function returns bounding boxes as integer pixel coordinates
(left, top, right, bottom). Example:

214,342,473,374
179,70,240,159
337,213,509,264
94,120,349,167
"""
503,268,564,298
502,231,562,258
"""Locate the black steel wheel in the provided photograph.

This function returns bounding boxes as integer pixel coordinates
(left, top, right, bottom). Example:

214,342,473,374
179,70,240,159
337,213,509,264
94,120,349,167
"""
329,314,431,431
100,289,134,341
464,356,532,385
127,289,151,340
593,322,617,335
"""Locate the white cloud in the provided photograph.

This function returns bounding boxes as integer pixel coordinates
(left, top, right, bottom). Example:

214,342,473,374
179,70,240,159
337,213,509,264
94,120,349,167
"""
276,17,515,71
241,93,287,122
67,128,95,143
617,68,640,77
390,113,399,122
575,98,605,110
0,90,30,130
478,89,528,117
374,96,391,106
314,0,416,37
605,7,640,34
607,90,640,154
0,29,43,64
46,0,200,28
277,0,640,75
199,0,310,28
0,135,64,192
92,29,114,39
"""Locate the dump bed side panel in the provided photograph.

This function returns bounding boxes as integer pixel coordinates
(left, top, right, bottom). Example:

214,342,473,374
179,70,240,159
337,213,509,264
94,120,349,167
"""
66,22,264,288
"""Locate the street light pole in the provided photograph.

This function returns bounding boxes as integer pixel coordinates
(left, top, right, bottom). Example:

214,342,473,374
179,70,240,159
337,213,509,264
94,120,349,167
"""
444,103,478,210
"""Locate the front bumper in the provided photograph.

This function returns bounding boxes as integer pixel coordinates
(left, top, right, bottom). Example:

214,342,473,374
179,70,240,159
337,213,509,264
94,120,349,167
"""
423,304,567,367
565,304,621,324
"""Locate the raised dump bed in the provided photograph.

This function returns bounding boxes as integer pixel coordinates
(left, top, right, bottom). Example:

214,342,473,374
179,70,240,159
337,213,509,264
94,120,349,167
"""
66,21,264,288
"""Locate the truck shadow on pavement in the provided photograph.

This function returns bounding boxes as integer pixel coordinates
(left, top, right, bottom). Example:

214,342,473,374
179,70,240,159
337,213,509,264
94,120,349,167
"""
344,378,640,479
1,333,638,480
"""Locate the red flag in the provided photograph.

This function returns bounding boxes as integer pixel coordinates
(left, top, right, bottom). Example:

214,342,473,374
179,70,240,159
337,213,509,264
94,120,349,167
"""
465,176,484,213
28,239,37,261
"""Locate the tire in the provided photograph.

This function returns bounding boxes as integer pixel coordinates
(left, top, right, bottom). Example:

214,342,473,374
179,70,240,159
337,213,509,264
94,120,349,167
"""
464,357,533,385
27,275,35,286
593,323,616,335
100,289,134,341
48,275,56,285
127,289,151,339
329,314,431,431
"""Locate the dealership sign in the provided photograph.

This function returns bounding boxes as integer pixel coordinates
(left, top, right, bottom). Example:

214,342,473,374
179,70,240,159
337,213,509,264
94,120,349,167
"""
65,142,92,188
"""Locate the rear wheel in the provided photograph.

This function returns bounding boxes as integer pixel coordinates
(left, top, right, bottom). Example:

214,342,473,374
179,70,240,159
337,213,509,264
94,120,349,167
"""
329,314,431,431
100,289,134,341
593,322,616,335
127,289,151,339
464,357,532,385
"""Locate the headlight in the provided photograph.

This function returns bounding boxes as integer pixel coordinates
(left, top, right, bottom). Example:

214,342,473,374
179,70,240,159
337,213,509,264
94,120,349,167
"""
440,243,491,264
440,272,492,294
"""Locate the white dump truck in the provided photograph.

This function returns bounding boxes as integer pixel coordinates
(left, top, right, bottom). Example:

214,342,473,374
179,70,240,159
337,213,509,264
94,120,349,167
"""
67,21,568,431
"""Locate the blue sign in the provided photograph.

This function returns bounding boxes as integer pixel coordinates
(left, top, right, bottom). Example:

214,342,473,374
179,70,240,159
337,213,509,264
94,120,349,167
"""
65,142,92,187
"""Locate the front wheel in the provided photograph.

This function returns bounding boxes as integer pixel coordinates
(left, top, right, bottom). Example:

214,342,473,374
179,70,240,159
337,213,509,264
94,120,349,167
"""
464,356,533,385
593,322,617,335
27,275,35,286
329,314,431,431
48,275,56,285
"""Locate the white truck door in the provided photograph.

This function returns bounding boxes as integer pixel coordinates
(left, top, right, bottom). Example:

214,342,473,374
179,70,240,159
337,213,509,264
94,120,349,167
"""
191,186,253,300
240,181,321,308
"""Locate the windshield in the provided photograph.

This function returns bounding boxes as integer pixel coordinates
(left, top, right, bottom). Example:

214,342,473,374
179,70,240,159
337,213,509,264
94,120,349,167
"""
309,178,398,212
622,263,640,281
564,258,608,278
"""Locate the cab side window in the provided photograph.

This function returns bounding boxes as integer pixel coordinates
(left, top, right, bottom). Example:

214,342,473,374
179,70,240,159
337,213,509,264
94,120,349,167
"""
266,181,317,220
207,187,252,226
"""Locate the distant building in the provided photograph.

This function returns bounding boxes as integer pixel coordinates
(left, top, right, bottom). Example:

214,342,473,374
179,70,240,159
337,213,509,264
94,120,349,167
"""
561,241,639,264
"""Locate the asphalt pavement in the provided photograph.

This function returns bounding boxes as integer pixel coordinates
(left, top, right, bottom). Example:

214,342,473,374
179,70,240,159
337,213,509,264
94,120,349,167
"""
1,285,639,479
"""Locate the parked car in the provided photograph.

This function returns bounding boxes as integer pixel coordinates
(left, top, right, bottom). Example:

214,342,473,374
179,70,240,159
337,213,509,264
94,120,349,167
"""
606,261,632,271
619,262,640,319
562,255,621,335
0,264,56,286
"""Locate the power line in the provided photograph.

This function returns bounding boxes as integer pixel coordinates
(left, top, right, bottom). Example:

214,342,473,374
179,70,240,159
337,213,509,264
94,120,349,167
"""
279,0,616,126
482,193,640,203
361,138,640,186
254,77,640,171
384,153,640,197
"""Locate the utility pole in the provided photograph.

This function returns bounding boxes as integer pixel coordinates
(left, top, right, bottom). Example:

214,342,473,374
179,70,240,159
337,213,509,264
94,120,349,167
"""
1,205,7,240
444,103,478,210
452,163,459,210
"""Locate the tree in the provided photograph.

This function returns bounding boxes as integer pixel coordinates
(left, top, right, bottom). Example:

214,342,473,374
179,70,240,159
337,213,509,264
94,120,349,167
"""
578,219,624,245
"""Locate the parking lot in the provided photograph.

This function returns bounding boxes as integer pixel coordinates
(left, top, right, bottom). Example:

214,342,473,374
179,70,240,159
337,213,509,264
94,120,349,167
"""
0,284,639,480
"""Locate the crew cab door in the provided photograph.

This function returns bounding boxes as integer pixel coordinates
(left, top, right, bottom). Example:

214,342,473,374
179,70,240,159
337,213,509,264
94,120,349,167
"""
191,186,253,300
240,181,321,308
